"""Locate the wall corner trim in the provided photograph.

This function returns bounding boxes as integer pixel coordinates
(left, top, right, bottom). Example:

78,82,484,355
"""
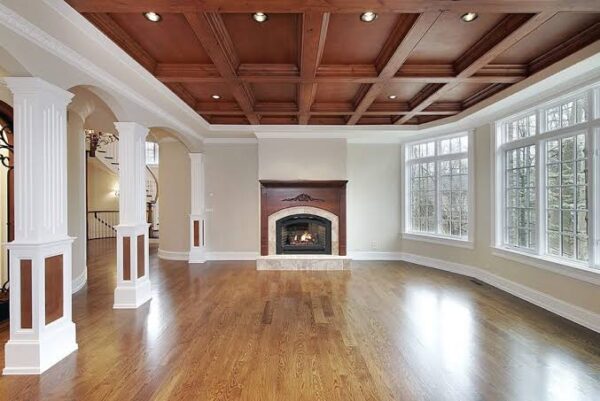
72,268,88,294
348,251,600,333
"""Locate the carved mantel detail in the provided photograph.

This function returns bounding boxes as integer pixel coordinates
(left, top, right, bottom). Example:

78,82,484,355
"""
282,193,324,202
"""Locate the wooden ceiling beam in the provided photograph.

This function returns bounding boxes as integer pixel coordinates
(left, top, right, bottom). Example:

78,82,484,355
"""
347,12,440,125
184,12,260,124
67,0,600,13
528,21,600,74
84,13,157,72
395,12,557,125
461,83,510,109
298,12,330,125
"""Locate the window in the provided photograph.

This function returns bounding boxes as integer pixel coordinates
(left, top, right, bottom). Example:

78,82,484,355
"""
404,132,473,244
146,141,159,165
495,85,599,270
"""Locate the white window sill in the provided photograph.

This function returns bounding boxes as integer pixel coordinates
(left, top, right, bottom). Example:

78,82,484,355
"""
401,232,474,249
491,246,600,286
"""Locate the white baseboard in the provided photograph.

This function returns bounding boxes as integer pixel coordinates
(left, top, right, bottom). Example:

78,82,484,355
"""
206,252,259,261
397,252,600,334
72,268,87,294
157,249,189,261
349,251,403,261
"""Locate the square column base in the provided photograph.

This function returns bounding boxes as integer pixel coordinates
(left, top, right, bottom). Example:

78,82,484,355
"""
113,277,151,309
189,249,206,264
3,321,77,375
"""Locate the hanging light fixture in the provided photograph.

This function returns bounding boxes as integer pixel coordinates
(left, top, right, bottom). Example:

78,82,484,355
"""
85,129,117,158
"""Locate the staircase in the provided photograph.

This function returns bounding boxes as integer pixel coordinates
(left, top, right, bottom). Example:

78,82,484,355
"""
90,137,159,238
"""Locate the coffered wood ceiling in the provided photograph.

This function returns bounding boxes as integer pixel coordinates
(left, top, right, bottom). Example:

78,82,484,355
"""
66,1,600,125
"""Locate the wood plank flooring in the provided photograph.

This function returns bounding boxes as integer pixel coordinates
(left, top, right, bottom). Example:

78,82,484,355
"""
0,239,599,401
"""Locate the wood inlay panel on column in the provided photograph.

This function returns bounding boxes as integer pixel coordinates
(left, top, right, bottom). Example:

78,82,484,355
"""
137,235,144,279
44,255,64,325
123,236,131,281
193,221,200,247
20,260,32,329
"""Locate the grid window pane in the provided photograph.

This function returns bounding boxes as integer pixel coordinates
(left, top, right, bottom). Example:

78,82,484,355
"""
545,133,588,262
505,145,536,249
504,114,536,142
146,142,159,164
407,134,470,239
544,97,588,132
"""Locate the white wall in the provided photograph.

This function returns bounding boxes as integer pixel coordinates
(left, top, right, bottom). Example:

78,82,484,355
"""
205,143,259,252
347,144,402,253
258,138,346,180
158,139,191,254
67,111,87,287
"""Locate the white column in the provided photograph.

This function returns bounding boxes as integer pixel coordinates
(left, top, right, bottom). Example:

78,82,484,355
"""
189,153,206,263
3,77,77,375
113,122,151,309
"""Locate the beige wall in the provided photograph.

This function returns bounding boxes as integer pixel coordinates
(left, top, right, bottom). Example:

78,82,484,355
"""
205,143,259,252
87,159,119,211
67,111,87,283
159,139,191,253
258,138,346,180
347,144,402,252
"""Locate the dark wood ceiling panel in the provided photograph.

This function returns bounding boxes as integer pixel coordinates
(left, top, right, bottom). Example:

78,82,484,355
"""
375,82,426,102
222,13,300,64
322,13,405,65
315,83,364,103
184,82,235,102
437,83,489,102
251,83,297,102
493,13,600,64
109,13,212,63
67,1,600,126
406,13,506,63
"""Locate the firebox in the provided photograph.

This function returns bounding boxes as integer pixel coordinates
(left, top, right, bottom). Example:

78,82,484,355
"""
276,214,332,255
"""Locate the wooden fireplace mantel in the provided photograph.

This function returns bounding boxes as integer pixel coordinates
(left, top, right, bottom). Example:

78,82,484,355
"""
260,180,347,256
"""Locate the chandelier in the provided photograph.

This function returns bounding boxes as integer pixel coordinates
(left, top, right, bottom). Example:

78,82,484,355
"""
85,129,117,157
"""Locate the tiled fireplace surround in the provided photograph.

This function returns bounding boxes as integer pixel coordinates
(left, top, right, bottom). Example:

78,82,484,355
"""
257,180,351,270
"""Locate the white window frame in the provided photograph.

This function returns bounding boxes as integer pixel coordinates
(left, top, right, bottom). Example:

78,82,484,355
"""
145,141,159,165
493,83,600,279
401,130,475,249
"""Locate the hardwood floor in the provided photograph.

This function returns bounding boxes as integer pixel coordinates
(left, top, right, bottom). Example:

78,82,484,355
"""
0,239,599,401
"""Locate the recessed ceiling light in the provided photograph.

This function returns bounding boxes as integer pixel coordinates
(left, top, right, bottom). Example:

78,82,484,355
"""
252,12,268,23
143,11,161,22
461,12,478,22
388,95,397,100
360,11,378,23
211,94,221,100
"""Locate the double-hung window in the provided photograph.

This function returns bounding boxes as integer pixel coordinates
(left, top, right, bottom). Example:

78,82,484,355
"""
403,132,473,246
494,85,600,271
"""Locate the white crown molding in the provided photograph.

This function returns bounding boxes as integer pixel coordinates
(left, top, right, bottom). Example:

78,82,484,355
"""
72,268,87,294
0,1,206,142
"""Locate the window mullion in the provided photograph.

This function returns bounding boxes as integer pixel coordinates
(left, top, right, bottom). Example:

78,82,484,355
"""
538,141,546,257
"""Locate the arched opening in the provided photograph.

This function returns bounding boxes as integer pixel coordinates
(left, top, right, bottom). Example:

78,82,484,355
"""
0,100,13,322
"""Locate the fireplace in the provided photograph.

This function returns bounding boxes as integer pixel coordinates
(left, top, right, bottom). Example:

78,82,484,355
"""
276,214,332,255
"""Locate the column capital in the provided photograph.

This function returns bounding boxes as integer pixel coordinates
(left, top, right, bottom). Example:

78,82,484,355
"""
4,77,74,105
189,152,204,161
113,122,149,139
